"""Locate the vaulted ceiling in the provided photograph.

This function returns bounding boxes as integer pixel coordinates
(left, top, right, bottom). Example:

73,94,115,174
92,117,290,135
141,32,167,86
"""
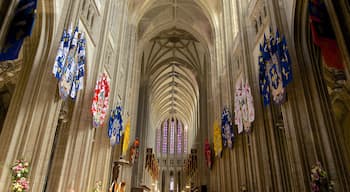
130,0,218,46
144,28,202,129
131,0,217,148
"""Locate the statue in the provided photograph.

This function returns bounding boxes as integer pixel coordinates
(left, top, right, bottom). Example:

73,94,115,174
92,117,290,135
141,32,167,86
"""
129,137,140,164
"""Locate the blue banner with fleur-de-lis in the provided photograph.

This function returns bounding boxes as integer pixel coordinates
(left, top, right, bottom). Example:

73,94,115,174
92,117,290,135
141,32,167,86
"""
70,32,86,99
280,36,293,87
258,28,293,106
108,106,123,146
53,26,86,100
221,107,234,149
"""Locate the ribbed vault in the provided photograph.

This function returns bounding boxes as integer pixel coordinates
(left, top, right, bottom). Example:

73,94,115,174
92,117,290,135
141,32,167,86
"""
145,28,201,134
131,0,216,47
134,0,214,152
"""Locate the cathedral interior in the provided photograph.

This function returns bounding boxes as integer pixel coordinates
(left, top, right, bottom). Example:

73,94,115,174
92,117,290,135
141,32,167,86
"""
0,0,350,191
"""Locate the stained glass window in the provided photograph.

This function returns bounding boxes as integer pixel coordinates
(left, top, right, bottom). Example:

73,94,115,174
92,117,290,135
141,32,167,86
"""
162,120,168,154
169,119,175,154
156,127,161,153
177,121,182,154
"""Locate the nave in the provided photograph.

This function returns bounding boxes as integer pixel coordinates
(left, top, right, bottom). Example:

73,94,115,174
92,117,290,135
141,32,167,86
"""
0,0,350,191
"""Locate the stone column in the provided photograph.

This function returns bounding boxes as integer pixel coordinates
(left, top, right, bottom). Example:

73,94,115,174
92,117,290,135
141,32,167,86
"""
0,0,74,191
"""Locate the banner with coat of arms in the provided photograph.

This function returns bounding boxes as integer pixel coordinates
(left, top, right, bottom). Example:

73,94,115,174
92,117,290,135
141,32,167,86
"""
221,107,234,148
91,73,110,128
108,105,123,146
234,75,255,134
259,29,293,106
53,26,86,100
145,148,159,181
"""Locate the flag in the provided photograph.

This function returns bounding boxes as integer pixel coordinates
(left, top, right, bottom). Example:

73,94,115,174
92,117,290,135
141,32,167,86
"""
145,148,152,171
258,43,270,106
262,34,271,61
309,0,344,70
241,81,249,132
53,26,72,80
213,120,222,157
204,139,212,169
63,26,73,66
269,27,277,54
221,107,234,148
108,107,117,145
108,106,122,146
58,27,79,100
276,29,283,57
0,0,37,61
145,153,150,169
53,26,87,100
243,79,255,132
262,78,270,106
234,77,244,134
92,73,110,128
235,76,255,133
266,28,286,105
276,30,292,87
280,36,293,87
262,33,278,105
52,29,66,79
258,44,266,94
268,62,285,104
115,107,123,144
269,64,280,89
122,118,130,155
70,32,86,99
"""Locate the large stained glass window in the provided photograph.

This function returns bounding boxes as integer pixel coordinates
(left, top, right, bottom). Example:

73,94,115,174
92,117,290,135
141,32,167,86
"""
156,127,161,153
158,118,187,155
177,121,182,154
169,119,175,154
162,120,168,154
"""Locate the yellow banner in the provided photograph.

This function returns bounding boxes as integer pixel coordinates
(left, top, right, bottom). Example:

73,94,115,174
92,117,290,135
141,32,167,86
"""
122,119,130,156
213,120,222,157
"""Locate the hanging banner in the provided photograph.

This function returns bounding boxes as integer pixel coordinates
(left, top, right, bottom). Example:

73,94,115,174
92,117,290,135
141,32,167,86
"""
259,29,293,106
234,77,244,133
145,148,158,180
213,120,222,157
70,32,86,99
234,75,255,134
221,107,234,148
204,139,212,169
309,0,344,70
0,0,37,61
53,26,86,100
53,28,68,80
58,27,79,100
108,105,122,146
91,73,110,128
122,118,130,155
